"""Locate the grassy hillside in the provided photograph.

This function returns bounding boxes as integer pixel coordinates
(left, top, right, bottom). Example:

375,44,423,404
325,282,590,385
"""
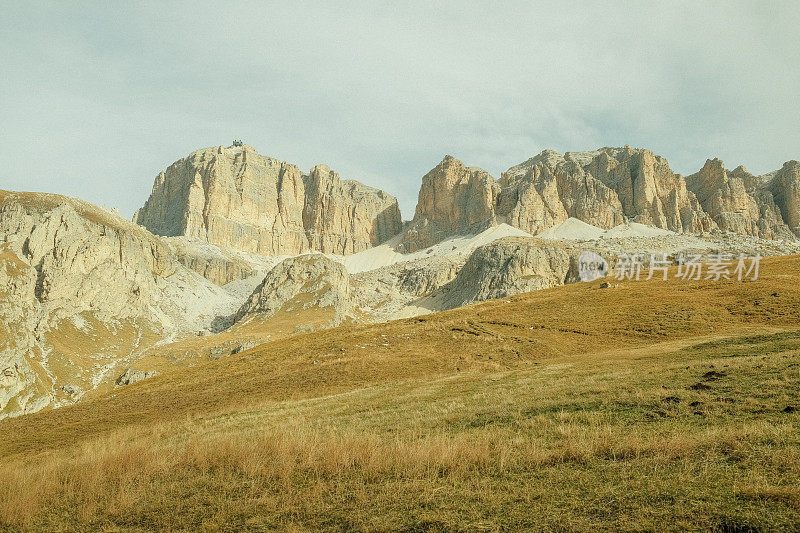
1,256,800,531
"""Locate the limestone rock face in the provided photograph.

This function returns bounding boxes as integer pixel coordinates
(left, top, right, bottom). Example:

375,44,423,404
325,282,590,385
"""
498,150,624,234
134,146,307,255
401,156,500,252
396,257,463,297
0,194,175,324
583,148,713,233
303,165,403,254
0,241,41,418
770,160,800,236
164,237,278,287
235,254,351,326
401,148,718,251
402,147,799,250
135,145,402,256
685,159,794,240
500,147,715,234
0,190,241,419
438,237,576,310
169,244,255,287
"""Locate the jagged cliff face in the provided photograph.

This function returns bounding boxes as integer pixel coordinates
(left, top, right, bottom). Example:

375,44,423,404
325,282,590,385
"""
770,160,800,236
401,156,500,252
498,150,625,234
303,164,403,254
0,193,176,325
501,147,715,235
403,148,799,250
685,158,796,240
134,145,403,256
587,148,714,233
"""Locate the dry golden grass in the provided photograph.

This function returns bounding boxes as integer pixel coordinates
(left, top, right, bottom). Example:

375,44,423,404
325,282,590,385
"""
1,256,800,531
133,306,339,375
2,335,799,531
46,315,161,390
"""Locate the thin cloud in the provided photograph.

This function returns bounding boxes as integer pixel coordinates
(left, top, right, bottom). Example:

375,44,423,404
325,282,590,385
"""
1,2,798,220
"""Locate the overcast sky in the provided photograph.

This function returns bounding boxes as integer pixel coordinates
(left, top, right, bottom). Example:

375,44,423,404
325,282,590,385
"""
2,2,799,219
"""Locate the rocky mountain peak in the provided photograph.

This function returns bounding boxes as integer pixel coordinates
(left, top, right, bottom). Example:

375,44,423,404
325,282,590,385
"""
694,158,729,188
503,150,565,182
401,156,500,252
134,146,403,256
731,164,749,175
683,156,794,239
771,160,800,234
399,147,798,250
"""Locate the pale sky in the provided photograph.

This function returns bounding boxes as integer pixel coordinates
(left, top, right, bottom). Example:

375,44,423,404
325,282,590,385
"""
2,1,799,220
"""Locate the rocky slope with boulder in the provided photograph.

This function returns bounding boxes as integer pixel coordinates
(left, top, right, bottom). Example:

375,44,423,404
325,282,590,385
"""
435,238,578,310
234,254,352,328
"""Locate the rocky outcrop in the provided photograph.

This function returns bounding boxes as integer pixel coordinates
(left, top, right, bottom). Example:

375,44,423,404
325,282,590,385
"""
437,238,577,310
770,161,800,236
134,145,403,256
0,190,241,419
585,148,713,233
401,156,500,252
395,257,463,297
0,193,180,326
401,148,799,250
235,254,351,326
165,237,278,286
0,241,41,417
134,146,308,255
116,368,159,386
343,255,464,323
685,159,794,240
498,150,625,234
303,165,404,254
171,246,255,287
501,147,714,235
401,148,717,252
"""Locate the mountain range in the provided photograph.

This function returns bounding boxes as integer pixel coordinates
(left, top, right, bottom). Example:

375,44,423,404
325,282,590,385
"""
1,144,799,419
135,144,800,258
